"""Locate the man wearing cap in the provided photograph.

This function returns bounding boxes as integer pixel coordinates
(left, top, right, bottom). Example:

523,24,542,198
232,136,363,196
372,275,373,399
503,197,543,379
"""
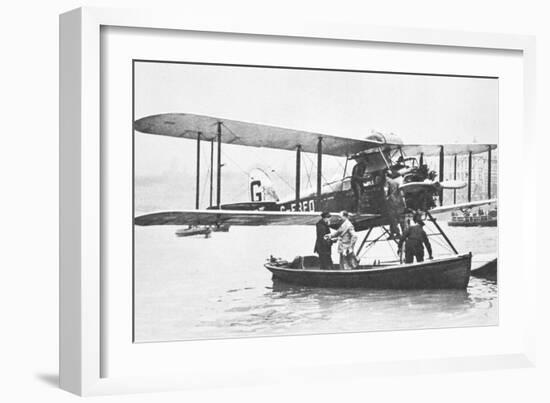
314,211,334,270
398,213,433,264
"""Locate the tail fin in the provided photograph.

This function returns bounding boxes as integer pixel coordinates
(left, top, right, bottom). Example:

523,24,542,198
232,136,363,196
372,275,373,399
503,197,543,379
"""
249,168,280,202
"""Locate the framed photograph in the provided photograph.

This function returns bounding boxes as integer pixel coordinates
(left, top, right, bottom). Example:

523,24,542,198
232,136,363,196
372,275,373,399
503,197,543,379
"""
60,7,537,396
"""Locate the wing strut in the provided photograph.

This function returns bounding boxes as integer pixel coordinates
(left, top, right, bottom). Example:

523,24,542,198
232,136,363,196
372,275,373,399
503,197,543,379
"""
317,138,322,205
453,154,457,204
342,156,349,179
296,145,301,208
216,122,222,208
467,151,473,202
195,132,201,209
209,138,214,207
487,146,492,199
355,226,373,257
439,146,444,206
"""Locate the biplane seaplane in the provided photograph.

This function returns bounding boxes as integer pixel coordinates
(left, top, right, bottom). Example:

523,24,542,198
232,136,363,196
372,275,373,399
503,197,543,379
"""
134,113,497,289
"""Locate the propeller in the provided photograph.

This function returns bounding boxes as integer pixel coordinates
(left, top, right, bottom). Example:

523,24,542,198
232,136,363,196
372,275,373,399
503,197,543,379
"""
438,180,467,190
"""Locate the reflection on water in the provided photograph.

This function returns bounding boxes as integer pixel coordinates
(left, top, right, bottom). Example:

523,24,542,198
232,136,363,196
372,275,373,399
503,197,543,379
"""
197,278,496,337
134,224,498,342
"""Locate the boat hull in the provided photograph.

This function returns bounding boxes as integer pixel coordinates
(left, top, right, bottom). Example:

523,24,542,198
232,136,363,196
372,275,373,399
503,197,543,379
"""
264,253,471,289
448,219,497,227
471,257,497,280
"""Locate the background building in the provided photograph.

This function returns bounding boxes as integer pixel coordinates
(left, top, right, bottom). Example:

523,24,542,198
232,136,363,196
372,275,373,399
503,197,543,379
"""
426,149,497,205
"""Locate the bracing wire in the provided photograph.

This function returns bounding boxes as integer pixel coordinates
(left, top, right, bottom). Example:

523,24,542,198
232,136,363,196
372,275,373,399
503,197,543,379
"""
270,169,295,193
195,145,212,208
220,150,251,178
217,123,252,178
220,122,297,194
303,152,338,192
334,156,346,171
424,223,454,254
217,122,351,197
200,162,210,207
303,153,313,189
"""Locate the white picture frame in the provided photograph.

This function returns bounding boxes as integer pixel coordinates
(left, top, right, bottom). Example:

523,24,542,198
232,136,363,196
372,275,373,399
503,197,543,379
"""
60,6,537,396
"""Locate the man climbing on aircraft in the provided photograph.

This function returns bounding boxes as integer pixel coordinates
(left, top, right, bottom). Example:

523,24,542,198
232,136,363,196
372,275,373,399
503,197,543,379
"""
398,213,433,264
314,211,334,270
350,157,367,213
385,170,406,239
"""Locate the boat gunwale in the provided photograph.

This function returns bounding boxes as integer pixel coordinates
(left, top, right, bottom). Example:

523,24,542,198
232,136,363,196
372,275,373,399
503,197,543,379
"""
264,252,472,275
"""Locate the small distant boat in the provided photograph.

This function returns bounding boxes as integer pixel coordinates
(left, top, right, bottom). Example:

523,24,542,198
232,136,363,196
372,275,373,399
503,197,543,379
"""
264,253,471,289
448,207,497,227
175,226,212,237
211,224,230,232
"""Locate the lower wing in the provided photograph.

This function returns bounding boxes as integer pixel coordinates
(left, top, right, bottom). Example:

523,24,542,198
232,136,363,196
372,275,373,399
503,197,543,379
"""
135,209,380,227
134,199,495,228
429,198,497,215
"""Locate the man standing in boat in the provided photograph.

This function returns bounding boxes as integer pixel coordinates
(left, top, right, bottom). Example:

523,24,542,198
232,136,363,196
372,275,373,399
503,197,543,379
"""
398,213,433,264
385,170,406,239
314,211,334,270
328,211,358,270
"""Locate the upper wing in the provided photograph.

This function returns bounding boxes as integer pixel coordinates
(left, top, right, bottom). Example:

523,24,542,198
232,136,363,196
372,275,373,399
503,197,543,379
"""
134,113,385,157
402,144,497,156
134,209,380,227
429,198,497,215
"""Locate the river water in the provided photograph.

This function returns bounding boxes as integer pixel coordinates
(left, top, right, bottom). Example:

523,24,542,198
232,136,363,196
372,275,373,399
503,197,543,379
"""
134,219,498,342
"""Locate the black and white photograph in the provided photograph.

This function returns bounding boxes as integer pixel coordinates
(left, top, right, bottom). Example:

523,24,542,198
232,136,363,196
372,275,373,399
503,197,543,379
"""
132,60,498,343
5,0,550,400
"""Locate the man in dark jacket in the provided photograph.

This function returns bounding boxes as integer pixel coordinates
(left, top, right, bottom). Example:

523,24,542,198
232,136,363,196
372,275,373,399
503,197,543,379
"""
398,213,433,263
351,159,367,213
314,211,334,270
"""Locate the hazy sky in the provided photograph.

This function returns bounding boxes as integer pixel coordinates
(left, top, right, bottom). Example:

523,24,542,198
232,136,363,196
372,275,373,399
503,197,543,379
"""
134,62,498,212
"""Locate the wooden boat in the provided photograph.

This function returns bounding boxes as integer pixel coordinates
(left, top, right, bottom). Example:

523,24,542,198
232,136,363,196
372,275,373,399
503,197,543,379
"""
471,253,497,280
264,253,472,289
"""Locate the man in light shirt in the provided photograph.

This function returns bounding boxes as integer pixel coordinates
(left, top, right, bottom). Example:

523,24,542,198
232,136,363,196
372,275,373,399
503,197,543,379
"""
328,211,358,270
